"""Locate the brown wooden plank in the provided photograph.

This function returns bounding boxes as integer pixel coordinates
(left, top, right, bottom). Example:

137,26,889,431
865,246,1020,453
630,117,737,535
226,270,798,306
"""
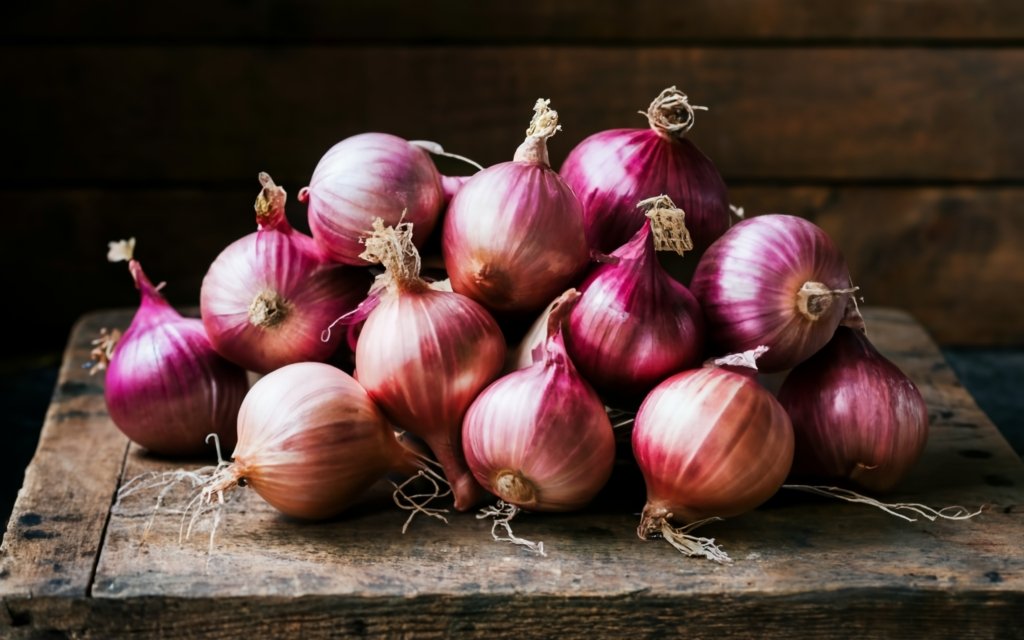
1,47,1022,185
3,1,1023,43
0,311,130,631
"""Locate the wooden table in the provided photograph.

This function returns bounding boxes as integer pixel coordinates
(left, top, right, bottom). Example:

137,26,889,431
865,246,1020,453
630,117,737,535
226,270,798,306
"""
2,308,1022,639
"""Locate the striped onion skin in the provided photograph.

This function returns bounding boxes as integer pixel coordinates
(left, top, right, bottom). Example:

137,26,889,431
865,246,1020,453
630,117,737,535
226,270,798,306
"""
232,362,420,520
355,287,506,511
690,214,854,373
633,367,794,524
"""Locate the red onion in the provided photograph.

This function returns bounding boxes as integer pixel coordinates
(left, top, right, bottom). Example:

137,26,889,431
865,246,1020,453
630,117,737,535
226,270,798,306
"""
778,326,929,493
443,99,589,313
303,133,445,265
690,214,857,373
633,350,794,560
564,196,704,406
560,86,730,256
104,240,248,457
200,173,371,374
463,289,615,512
355,219,506,511
205,362,421,520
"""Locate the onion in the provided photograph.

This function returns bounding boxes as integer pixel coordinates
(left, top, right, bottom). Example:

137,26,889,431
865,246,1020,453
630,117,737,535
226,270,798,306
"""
355,219,506,511
632,348,794,561
564,195,704,406
303,133,445,265
690,214,857,373
463,289,615,512
559,86,730,257
200,173,371,374
104,240,248,457
443,99,589,313
206,362,421,520
777,326,929,493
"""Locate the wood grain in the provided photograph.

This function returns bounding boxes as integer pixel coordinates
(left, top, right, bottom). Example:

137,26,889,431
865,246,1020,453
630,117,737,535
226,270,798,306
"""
2,47,1022,184
2,308,1022,638
4,1,1023,43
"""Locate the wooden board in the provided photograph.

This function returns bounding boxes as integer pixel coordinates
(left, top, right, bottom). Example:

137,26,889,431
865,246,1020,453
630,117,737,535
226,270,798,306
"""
2,308,1022,638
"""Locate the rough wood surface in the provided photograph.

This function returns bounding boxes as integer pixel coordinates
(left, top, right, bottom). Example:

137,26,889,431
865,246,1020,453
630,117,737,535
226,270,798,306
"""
2,48,1022,184
2,308,1022,638
4,1,1023,43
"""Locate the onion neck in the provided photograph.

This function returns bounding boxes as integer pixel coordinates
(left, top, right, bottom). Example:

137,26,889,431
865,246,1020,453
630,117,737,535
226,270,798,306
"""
254,172,290,231
493,470,538,509
248,289,291,328
512,98,560,166
796,282,859,322
128,260,177,318
643,86,707,141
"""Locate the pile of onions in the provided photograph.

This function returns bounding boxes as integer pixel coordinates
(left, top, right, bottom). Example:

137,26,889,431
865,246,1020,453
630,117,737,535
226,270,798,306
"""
564,195,704,406
206,362,421,520
443,99,589,313
560,86,730,257
632,348,794,561
778,326,929,493
200,173,371,373
104,240,248,456
355,218,506,511
463,289,615,512
690,214,858,373
303,133,446,265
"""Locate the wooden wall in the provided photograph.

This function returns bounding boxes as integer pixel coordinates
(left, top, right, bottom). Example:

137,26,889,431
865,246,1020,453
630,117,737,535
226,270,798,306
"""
3,1,1023,353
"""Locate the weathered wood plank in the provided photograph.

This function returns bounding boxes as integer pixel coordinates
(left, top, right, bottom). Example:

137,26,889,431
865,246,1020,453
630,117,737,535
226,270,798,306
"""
4,1,1023,43
9,187,1023,351
1,48,1022,184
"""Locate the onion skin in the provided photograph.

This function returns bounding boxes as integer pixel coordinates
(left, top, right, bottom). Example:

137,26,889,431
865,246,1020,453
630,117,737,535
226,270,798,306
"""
201,175,371,374
777,326,929,493
633,366,794,523
106,261,248,457
463,293,615,512
690,214,854,373
565,220,704,405
356,286,506,511
305,133,444,265
232,362,420,520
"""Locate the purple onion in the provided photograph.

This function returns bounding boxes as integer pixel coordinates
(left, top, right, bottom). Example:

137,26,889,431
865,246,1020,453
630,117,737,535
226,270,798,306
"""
778,326,929,493
107,257,248,456
690,214,856,373
560,86,730,257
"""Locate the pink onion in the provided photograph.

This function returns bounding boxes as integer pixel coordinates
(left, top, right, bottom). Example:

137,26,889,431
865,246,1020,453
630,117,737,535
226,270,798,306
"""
560,86,730,257
355,219,506,511
208,362,421,520
104,241,248,457
200,173,371,374
690,214,857,373
463,290,615,512
443,99,589,313
564,196,704,406
633,349,794,560
303,133,445,265
778,326,929,493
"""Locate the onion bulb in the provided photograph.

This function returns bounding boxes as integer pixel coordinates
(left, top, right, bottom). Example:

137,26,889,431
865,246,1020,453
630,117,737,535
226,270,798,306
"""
355,219,506,510
443,99,589,313
200,173,371,373
463,289,616,512
690,214,857,373
104,240,248,457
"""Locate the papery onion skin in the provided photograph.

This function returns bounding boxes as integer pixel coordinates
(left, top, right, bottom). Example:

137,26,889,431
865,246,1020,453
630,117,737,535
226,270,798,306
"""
560,88,730,256
443,100,589,313
106,261,248,457
305,133,444,265
633,366,794,523
777,326,929,493
357,290,506,510
565,219,704,405
463,292,615,512
232,362,420,520
201,174,371,374
690,214,854,373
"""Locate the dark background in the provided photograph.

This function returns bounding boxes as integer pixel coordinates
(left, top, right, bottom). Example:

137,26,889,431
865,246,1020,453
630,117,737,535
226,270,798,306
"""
2,2,1023,526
